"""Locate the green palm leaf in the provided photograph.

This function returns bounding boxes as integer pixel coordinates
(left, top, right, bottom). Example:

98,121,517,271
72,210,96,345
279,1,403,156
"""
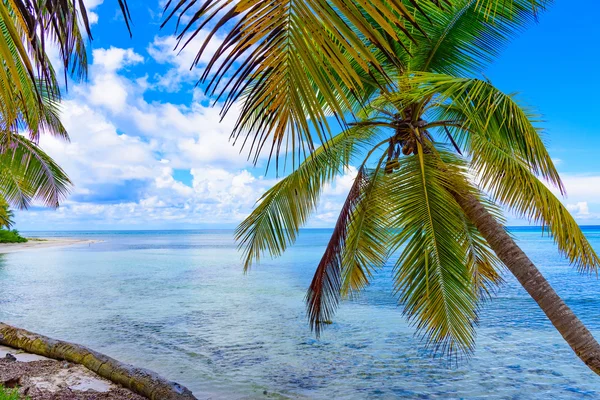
407,0,547,76
461,216,504,298
306,167,370,335
341,169,391,298
471,134,600,272
158,0,440,165
306,159,391,334
235,124,382,269
0,196,15,229
7,0,91,83
386,146,477,356
0,133,71,209
0,5,69,142
156,0,548,165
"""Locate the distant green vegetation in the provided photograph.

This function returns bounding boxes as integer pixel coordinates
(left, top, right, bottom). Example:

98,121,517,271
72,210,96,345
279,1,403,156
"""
0,385,22,400
0,229,28,244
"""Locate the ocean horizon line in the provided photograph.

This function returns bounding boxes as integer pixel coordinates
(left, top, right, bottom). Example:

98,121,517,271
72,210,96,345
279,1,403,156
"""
21,225,600,233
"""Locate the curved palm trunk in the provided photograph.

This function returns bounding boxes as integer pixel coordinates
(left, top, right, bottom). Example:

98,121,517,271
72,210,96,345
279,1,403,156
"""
453,192,600,375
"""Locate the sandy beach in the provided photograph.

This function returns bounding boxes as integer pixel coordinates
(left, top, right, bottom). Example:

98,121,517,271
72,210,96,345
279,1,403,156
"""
0,238,100,253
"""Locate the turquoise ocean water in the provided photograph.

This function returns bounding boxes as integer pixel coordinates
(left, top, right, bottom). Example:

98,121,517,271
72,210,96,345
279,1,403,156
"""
1,228,600,399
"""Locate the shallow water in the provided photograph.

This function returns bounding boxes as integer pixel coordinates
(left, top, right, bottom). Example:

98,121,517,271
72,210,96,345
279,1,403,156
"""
1,228,599,399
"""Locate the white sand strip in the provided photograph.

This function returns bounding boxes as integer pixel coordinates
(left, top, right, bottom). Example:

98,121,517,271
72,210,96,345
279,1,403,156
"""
0,238,101,253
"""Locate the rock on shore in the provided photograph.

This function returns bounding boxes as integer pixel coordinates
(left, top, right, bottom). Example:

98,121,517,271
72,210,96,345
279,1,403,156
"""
0,346,145,400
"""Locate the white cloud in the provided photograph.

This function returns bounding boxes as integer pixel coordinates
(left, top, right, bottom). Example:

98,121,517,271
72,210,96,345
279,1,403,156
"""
16,44,299,229
147,32,225,91
39,100,157,186
81,0,103,27
83,47,144,112
542,174,600,223
92,47,143,72
13,39,363,230
567,201,590,216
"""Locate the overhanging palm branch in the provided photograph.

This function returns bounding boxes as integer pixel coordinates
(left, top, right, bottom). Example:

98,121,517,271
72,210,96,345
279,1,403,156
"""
0,133,71,209
460,205,505,299
406,0,547,76
398,73,561,188
153,0,548,166
470,135,600,272
7,0,90,83
0,2,73,215
340,169,391,298
159,0,431,165
0,2,73,145
235,123,384,269
391,72,599,271
306,166,370,335
383,147,477,355
307,155,391,334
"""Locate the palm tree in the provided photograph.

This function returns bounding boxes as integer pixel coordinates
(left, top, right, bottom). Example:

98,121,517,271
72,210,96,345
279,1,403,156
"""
0,198,14,229
0,2,76,213
234,0,600,374
8,0,597,372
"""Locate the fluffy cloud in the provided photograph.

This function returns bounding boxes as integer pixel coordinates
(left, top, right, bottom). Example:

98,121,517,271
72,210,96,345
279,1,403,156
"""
559,175,600,199
82,47,144,112
82,0,104,25
15,42,354,229
92,47,143,72
567,202,590,217
147,32,225,92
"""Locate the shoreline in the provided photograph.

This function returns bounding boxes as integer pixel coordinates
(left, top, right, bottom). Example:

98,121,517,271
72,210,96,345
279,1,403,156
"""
0,238,100,253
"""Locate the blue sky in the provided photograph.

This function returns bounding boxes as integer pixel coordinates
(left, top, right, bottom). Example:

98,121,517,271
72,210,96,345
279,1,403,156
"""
14,0,600,230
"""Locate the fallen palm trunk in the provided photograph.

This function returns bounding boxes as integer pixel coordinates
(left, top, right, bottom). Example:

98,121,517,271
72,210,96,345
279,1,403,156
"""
0,322,197,400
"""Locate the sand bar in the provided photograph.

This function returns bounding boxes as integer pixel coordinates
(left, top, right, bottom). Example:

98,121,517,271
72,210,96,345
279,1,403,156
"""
0,238,100,253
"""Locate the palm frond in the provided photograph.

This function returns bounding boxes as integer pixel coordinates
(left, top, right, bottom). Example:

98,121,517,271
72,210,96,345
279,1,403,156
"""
341,169,391,298
34,79,68,141
417,74,599,272
0,133,71,209
461,216,504,298
0,3,69,143
386,146,478,356
407,0,547,76
8,0,90,84
235,124,382,269
159,0,448,166
306,167,369,336
306,157,392,335
0,196,15,229
471,134,600,272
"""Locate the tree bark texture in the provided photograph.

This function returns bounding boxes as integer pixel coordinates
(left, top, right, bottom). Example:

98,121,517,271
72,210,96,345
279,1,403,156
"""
453,191,600,375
